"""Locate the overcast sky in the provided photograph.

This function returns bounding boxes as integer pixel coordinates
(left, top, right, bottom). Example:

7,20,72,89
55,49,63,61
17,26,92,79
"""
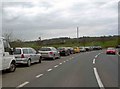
2,0,119,41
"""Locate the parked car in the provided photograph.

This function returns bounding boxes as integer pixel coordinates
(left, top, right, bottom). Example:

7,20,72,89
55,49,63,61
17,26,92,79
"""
93,46,102,50
38,47,60,59
84,46,91,51
74,47,80,53
66,47,75,54
57,47,70,56
79,47,86,52
0,37,16,72
14,47,42,67
106,47,116,55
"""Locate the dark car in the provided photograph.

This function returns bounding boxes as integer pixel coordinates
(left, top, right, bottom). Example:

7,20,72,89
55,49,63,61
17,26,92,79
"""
57,47,70,56
66,47,75,54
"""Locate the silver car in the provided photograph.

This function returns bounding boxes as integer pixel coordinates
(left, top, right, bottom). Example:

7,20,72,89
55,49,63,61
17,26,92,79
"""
38,47,60,60
14,47,42,67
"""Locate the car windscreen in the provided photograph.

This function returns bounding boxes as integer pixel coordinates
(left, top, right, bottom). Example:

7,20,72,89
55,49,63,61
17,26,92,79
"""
14,49,21,54
39,48,51,51
58,48,65,50
107,48,115,50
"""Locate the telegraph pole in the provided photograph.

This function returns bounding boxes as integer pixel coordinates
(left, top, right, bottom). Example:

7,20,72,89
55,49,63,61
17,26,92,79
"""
77,27,79,46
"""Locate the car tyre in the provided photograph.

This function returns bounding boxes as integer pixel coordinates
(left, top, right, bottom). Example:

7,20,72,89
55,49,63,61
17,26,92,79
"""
8,62,16,72
53,55,55,60
27,60,31,67
39,57,42,63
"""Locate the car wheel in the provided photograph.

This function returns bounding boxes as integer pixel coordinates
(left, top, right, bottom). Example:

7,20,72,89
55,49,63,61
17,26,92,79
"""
58,54,61,59
38,57,42,63
8,62,16,72
53,55,55,60
27,60,31,67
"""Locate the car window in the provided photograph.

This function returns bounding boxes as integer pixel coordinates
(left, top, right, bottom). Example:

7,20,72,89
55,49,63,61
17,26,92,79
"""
28,49,33,54
3,39,11,53
108,48,115,50
52,48,57,51
14,49,21,54
23,49,29,54
39,48,51,51
31,48,36,54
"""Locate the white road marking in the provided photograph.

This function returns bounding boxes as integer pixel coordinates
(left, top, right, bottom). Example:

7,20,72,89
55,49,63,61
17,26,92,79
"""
95,55,98,58
93,68,105,89
117,53,120,56
47,69,52,72
36,74,43,78
59,63,62,65
17,81,29,88
93,59,96,64
54,65,59,68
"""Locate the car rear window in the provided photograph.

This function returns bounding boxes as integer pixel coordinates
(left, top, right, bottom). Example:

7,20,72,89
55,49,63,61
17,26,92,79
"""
14,49,21,54
39,48,51,51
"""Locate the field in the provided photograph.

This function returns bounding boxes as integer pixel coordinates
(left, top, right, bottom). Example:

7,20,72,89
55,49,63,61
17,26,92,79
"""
10,36,120,50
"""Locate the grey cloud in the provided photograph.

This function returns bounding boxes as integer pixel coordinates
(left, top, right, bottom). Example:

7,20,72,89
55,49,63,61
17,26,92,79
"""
2,0,118,41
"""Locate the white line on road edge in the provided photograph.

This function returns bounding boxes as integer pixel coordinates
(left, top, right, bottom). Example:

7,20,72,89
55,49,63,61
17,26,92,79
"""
54,65,59,68
17,81,29,88
117,53,120,56
93,68,105,89
36,74,43,78
59,63,62,65
93,59,96,64
47,69,52,72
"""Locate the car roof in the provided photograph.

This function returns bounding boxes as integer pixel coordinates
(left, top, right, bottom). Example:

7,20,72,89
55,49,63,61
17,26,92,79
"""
15,47,33,49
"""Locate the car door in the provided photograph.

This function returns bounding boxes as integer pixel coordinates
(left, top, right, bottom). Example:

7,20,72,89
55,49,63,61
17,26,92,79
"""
28,48,35,63
31,48,39,62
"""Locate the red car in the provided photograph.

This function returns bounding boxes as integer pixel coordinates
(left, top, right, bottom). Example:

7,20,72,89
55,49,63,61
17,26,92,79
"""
106,47,116,55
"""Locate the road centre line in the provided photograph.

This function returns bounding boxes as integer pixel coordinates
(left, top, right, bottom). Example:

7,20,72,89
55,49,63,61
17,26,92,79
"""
93,68,105,89
47,69,52,72
36,74,43,78
17,81,29,88
59,63,62,65
54,65,59,68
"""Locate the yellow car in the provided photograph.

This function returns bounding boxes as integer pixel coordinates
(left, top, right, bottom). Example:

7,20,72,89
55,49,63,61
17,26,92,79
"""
74,47,80,53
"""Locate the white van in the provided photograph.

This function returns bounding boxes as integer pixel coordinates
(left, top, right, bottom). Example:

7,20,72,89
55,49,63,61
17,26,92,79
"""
0,37,16,72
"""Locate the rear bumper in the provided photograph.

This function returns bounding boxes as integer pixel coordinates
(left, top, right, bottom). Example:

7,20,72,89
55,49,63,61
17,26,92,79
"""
16,58,28,64
41,54,53,58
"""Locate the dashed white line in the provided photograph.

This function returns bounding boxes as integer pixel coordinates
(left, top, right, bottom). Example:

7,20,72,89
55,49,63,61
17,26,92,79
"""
47,69,52,72
63,61,66,63
93,59,96,64
54,65,59,68
36,74,43,78
59,63,62,65
17,81,29,88
93,68,105,89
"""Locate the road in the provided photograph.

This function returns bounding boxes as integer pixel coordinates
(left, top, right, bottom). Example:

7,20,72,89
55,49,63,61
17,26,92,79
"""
2,50,118,88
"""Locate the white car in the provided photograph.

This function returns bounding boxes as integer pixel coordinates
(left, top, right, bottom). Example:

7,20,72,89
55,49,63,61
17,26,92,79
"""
38,47,60,60
0,37,16,72
14,47,42,67
79,47,86,52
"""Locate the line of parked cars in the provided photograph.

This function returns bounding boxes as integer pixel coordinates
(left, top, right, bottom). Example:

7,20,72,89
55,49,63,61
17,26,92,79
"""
0,37,103,73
